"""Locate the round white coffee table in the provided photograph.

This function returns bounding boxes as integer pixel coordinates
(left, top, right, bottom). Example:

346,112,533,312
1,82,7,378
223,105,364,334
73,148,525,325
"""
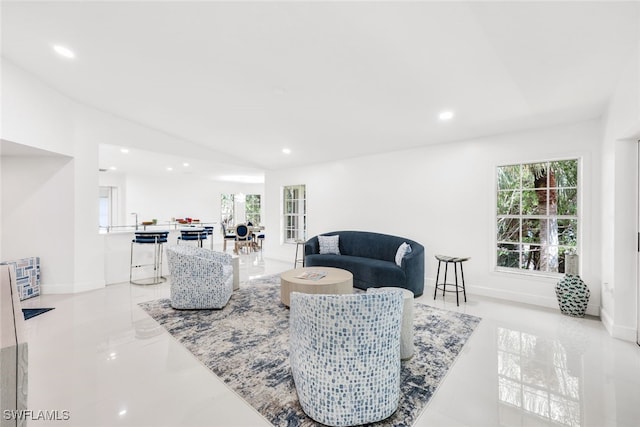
280,267,353,307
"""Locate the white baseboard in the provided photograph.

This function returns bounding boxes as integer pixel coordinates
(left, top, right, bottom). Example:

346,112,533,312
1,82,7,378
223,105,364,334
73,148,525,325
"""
600,306,638,342
425,278,600,317
426,277,640,342
600,306,614,336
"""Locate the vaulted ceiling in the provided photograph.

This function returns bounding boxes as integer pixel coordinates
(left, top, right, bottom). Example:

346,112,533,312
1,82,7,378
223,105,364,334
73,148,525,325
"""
2,1,638,176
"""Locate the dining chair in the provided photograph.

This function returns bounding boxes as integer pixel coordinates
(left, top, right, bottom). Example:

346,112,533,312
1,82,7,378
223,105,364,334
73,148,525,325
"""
234,224,252,253
256,231,265,250
203,226,214,250
221,223,236,251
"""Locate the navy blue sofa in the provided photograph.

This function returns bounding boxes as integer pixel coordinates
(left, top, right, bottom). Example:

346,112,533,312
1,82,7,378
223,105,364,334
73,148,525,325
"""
304,231,425,297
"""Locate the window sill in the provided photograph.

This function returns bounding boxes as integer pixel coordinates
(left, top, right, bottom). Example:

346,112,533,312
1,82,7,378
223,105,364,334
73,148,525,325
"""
493,268,567,282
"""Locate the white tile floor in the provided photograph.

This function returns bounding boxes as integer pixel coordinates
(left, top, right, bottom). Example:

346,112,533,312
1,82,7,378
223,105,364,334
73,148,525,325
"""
21,248,640,427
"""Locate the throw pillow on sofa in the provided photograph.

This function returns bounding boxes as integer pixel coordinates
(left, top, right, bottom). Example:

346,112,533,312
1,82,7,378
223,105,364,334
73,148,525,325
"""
318,235,341,255
395,242,412,266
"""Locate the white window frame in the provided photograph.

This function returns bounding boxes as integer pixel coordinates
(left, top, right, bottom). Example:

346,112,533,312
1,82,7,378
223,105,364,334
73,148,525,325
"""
220,193,235,227
495,158,580,277
282,184,306,244
245,194,262,225
98,186,117,232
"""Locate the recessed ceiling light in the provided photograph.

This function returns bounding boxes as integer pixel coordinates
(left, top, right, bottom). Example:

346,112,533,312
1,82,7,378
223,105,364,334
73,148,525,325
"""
53,44,75,59
183,162,190,167
282,148,291,155
109,166,117,171
120,148,129,154
439,111,454,121
166,167,173,171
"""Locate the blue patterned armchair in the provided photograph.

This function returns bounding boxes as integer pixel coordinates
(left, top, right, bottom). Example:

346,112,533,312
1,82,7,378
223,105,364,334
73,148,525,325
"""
289,290,404,426
166,245,235,309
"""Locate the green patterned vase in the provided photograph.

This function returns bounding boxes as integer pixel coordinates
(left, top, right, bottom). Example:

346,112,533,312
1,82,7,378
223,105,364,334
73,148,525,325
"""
555,274,590,317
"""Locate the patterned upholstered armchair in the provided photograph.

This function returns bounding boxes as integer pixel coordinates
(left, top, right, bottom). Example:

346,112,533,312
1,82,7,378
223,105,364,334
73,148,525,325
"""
289,290,404,426
166,245,236,309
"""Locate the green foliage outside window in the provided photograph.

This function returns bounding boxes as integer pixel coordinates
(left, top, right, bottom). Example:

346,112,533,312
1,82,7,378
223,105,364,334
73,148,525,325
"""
246,194,261,225
221,194,235,228
221,193,262,228
496,159,578,274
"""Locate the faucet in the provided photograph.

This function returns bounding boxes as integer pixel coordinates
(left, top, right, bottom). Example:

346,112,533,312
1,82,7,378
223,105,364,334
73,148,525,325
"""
131,212,138,230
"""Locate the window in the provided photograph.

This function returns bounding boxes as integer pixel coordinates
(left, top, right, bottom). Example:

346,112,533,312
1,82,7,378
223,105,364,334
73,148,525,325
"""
246,194,261,225
98,186,117,231
220,193,235,228
283,185,306,243
221,193,262,227
496,159,578,274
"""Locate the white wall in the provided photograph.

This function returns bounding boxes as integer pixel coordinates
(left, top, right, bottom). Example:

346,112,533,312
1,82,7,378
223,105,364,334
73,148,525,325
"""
600,43,640,340
265,120,602,314
0,156,3,263
99,169,264,232
1,61,75,157
124,174,263,227
0,60,93,293
1,156,76,292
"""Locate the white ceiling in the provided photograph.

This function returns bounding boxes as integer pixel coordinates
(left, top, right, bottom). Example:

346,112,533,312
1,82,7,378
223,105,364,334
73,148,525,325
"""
2,1,639,176
0,138,70,157
98,143,265,182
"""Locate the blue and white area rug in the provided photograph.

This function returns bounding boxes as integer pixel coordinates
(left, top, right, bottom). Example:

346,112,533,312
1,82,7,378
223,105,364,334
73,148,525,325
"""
139,275,481,426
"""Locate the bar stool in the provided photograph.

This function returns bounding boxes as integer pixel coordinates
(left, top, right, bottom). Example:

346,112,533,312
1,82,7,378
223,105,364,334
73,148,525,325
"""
203,226,214,250
434,255,469,306
130,230,169,285
256,231,265,250
294,239,306,267
177,227,207,247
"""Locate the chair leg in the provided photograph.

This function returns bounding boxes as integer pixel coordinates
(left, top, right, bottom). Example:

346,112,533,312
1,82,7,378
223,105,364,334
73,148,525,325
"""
129,242,134,283
434,260,441,300
460,262,467,302
158,243,164,280
442,262,449,297
454,262,459,306
155,241,162,284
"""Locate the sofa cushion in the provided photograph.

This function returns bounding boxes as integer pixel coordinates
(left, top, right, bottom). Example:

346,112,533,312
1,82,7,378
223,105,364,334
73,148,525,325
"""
395,242,412,266
318,235,340,255
305,254,406,290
